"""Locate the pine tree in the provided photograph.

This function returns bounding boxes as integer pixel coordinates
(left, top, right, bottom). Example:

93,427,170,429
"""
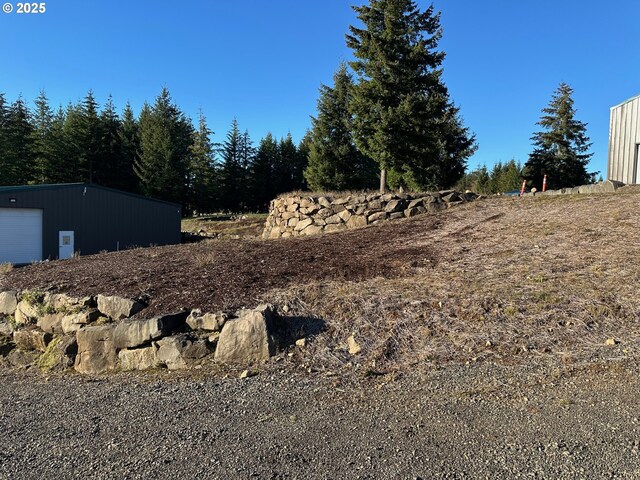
249,133,278,211
277,133,300,192
118,102,141,193
97,95,123,188
188,110,216,214
2,97,34,185
30,91,54,183
305,64,377,192
135,88,194,205
78,91,102,183
219,118,246,211
346,0,476,191
524,83,593,190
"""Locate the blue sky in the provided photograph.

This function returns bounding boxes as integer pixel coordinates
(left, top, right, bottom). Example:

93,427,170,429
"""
1,0,639,177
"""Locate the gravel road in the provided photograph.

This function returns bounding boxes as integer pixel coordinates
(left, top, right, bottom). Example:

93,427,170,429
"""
1,360,639,479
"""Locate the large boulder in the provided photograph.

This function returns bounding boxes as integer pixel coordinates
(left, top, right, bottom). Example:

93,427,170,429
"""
113,311,188,349
96,295,146,320
14,300,39,325
43,293,93,311
0,319,14,337
60,309,102,334
75,324,117,374
0,291,18,315
214,305,276,364
186,310,227,332
7,349,39,368
13,328,53,352
118,346,159,371
36,335,77,371
37,312,66,335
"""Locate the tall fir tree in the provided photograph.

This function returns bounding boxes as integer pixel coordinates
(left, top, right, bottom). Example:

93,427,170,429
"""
118,102,141,193
249,133,278,211
346,0,476,191
188,110,217,213
2,97,34,185
97,95,123,189
30,91,54,183
135,88,194,206
78,91,102,183
305,64,377,191
219,118,247,211
524,83,593,190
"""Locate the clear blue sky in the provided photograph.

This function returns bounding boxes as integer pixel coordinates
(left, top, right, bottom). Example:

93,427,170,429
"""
1,0,639,177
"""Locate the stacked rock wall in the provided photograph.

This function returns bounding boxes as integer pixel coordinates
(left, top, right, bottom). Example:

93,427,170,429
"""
263,190,478,239
0,290,280,374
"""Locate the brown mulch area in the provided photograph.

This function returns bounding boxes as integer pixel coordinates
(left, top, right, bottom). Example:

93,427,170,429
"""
0,215,442,316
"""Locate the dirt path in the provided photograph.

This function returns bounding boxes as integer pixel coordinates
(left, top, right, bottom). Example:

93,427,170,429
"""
1,360,639,479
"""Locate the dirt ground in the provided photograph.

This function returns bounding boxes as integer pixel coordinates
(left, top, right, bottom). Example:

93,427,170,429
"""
2,190,640,369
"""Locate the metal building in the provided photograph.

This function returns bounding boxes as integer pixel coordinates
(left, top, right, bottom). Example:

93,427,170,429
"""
0,183,181,264
608,94,640,184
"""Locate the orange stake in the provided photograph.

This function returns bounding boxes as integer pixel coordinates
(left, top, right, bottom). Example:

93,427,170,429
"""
520,180,527,196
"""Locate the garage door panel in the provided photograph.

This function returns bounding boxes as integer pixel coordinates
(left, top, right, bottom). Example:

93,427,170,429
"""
0,208,43,264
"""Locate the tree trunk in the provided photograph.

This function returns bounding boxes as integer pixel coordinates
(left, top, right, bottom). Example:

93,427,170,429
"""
379,167,387,193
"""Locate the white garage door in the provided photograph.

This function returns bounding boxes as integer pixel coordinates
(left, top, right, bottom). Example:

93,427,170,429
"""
0,208,43,264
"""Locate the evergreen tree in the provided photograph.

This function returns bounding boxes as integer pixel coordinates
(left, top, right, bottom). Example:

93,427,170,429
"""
118,102,141,193
277,133,300,192
188,110,216,213
346,0,476,191
97,95,123,188
30,91,54,183
218,118,246,211
524,82,593,190
2,97,34,185
77,91,102,183
305,64,377,191
249,133,278,211
135,88,194,206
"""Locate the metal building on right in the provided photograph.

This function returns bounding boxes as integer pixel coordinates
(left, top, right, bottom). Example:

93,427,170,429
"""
608,94,640,184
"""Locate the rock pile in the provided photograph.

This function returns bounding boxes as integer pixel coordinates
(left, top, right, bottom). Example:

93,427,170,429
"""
0,290,281,374
262,190,479,239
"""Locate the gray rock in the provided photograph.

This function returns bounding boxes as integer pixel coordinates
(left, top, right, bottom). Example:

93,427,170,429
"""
96,294,146,320
0,319,15,337
186,310,227,332
118,345,159,371
7,349,39,368
337,210,351,223
155,336,190,370
346,215,367,229
294,218,313,231
60,309,102,334
43,293,93,311
214,305,276,364
75,324,117,374
317,197,331,208
389,212,404,220
441,191,461,203
0,291,18,315
37,312,66,335
113,311,188,349
325,224,346,233
407,198,424,209
14,300,39,325
367,211,387,223
333,196,351,205
13,329,53,352
36,335,77,371
301,225,324,236
384,199,407,213
325,214,343,225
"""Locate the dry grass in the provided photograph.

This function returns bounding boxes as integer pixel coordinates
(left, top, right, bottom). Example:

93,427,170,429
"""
0,263,13,275
263,192,640,372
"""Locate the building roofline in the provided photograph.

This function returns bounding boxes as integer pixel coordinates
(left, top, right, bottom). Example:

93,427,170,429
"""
611,93,640,110
0,183,182,209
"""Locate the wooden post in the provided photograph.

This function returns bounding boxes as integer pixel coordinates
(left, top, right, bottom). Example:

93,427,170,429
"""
379,168,387,193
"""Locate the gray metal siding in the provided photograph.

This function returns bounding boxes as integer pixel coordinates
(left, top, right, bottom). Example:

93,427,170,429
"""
0,185,181,260
608,95,640,184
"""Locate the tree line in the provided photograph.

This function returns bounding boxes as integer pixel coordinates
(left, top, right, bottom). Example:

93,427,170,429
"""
0,88,308,213
0,1,597,212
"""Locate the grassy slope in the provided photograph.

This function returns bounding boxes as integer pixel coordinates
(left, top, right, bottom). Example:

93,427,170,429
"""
266,189,640,371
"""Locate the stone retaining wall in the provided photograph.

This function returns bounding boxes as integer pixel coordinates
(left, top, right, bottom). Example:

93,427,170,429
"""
525,180,624,197
262,190,479,239
0,290,284,374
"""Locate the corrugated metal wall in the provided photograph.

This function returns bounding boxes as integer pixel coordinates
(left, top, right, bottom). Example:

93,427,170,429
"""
608,95,640,184
0,184,181,260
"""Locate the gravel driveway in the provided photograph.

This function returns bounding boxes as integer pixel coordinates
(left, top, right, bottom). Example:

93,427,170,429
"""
1,360,639,479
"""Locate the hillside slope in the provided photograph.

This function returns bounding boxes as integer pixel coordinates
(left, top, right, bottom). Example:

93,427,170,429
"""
2,190,640,369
